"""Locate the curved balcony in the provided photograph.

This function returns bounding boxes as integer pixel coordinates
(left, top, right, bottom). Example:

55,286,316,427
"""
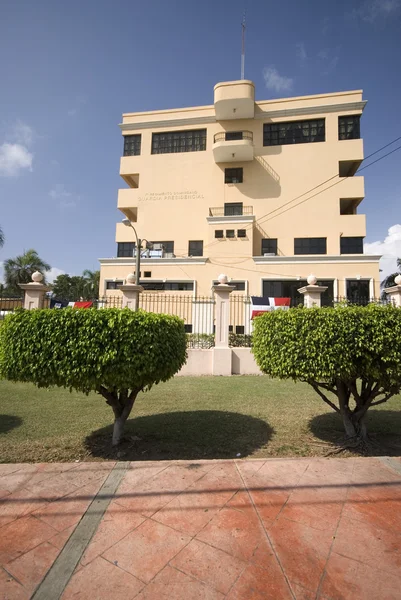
214,80,255,120
212,130,254,163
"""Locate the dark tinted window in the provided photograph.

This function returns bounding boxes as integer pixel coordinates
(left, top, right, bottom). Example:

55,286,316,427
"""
262,279,334,307
188,241,203,256
237,229,247,238
225,168,243,183
141,281,194,291
339,115,360,140
226,229,235,238
264,119,325,146
294,238,327,255
340,236,364,254
346,280,370,305
117,242,135,257
106,281,123,289
224,202,243,216
225,131,243,140
151,129,206,154
123,134,141,156
261,239,278,255
215,230,224,239
151,241,174,254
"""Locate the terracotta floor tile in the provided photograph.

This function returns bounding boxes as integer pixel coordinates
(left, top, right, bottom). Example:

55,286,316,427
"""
6,541,60,594
290,582,316,599
49,524,76,549
268,514,333,593
117,463,171,494
61,556,144,600
235,460,266,480
0,567,30,600
80,500,145,567
0,470,39,496
0,515,57,564
152,465,240,536
33,482,100,532
196,492,265,561
102,518,190,583
320,552,401,600
59,462,114,489
280,487,344,532
226,563,293,600
332,515,401,575
171,539,246,594
24,475,80,501
343,489,401,533
135,565,225,600
115,464,212,517
0,487,49,528
253,458,310,487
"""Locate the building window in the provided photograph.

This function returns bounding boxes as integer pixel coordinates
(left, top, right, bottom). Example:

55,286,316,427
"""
339,115,360,140
106,280,123,290
151,241,174,254
151,129,206,154
294,238,327,255
144,271,152,278
184,324,193,333
346,280,370,305
226,229,235,238
213,280,246,291
237,229,247,238
215,230,224,239
263,279,334,307
224,202,243,216
225,168,243,184
263,119,325,146
117,242,135,257
123,134,141,156
261,239,278,255
188,240,203,256
340,236,364,254
141,281,194,291
225,131,243,141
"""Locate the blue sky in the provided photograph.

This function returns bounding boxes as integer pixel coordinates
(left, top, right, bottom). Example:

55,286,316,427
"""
1,0,400,281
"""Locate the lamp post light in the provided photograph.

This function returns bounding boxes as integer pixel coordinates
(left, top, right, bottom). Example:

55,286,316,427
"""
121,218,151,285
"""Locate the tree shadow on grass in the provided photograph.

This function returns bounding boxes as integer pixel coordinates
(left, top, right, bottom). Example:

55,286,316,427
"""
85,410,274,461
309,410,401,456
0,415,23,435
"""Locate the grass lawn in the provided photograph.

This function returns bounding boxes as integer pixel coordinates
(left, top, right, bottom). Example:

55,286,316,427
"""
1,376,400,463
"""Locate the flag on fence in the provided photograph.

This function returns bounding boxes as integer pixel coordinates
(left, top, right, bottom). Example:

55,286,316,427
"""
50,299,93,309
251,296,290,318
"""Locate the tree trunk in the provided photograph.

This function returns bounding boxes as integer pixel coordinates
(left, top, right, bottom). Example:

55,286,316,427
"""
97,386,141,446
112,416,128,446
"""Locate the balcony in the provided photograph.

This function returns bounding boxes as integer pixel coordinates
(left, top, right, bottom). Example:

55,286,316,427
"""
338,138,364,177
212,131,254,163
120,157,140,188
207,205,255,224
339,214,366,237
214,80,255,120
338,175,365,199
117,189,138,221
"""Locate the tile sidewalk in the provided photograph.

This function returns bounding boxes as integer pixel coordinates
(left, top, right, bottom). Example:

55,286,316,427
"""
0,457,400,599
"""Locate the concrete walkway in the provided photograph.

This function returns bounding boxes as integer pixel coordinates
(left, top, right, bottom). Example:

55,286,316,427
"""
0,457,400,600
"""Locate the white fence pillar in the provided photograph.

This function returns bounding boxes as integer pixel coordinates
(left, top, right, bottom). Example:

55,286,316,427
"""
298,274,327,308
212,275,234,376
19,272,51,310
120,273,143,311
384,275,401,307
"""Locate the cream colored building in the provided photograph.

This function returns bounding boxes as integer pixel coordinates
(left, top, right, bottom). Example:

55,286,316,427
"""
99,79,380,304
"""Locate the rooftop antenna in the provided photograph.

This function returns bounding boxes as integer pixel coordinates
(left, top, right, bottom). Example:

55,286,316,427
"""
241,11,246,80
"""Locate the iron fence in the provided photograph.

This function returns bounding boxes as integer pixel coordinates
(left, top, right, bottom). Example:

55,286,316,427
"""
0,297,24,320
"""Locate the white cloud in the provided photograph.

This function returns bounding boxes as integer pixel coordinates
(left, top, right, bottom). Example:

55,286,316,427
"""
45,267,65,283
263,66,293,93
364,224,401,279
296,43,307,65
0,143,33,176
353,0,400,22
49,184,77,209
0,120,34,177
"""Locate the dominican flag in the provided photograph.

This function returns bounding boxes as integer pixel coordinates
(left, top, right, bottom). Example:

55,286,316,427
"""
50,299,93,309
251,296,290,318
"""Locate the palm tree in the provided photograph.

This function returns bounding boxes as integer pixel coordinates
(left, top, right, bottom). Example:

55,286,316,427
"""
4,249,51,296
381,258,401,289
0,225,4,248
82,269,100,299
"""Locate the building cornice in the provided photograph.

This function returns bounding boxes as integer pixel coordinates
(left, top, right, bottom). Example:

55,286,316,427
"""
253,254,381,265
119,101,367,132
99,257,208,266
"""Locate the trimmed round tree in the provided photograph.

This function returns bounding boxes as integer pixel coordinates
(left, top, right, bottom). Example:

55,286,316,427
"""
252,304,401,446
0,308,187,445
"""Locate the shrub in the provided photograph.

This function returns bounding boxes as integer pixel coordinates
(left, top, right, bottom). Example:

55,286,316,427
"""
0,308,187,445
229,332,252,347
186,333,215,349
252,304,401,445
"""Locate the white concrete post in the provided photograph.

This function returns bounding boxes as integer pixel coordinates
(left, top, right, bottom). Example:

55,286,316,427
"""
384,275,401,307
19,272,51,310
212,274,235,376
120,273,144,311
298,274,328,308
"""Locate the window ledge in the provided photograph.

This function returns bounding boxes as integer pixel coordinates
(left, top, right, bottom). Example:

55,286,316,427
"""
253,254,381,264
99,257,208,266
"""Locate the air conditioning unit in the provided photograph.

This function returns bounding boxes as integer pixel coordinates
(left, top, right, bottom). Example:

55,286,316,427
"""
264,253,276,257
164,252,175,259
152,243,163,251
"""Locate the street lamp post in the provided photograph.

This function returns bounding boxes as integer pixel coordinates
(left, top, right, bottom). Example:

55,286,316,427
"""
122,218,150,285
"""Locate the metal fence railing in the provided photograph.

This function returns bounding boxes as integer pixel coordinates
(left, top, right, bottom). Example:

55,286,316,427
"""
0,297,24,320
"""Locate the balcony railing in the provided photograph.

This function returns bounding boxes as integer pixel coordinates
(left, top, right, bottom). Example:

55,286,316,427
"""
209,206,253,217
213,131,253,144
